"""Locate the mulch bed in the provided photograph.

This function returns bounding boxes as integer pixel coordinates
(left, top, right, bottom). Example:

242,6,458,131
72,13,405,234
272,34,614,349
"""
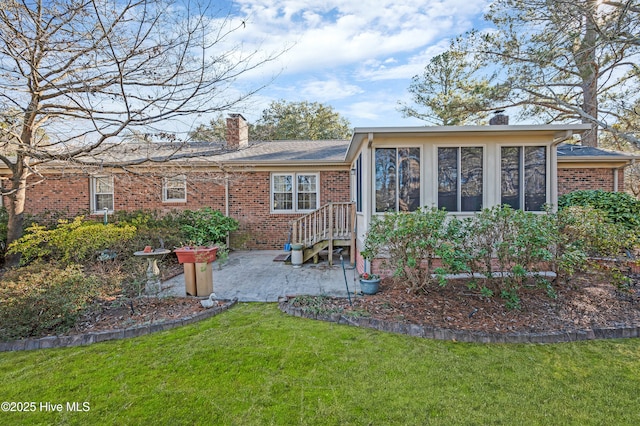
67,296,214,335
42,265,640,341
289,270,640,335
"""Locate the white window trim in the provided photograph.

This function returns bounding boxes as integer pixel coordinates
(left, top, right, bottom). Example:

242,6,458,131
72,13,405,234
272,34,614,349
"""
353,153,363,213
435,145,485,213
499,145,550,212
271,172,320,213
90,175,114,214
162,175,187,203
372,146,422,214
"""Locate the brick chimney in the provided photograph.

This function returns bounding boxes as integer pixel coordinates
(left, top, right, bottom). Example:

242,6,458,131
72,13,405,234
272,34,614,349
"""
226,113,249,150
489,110,509,125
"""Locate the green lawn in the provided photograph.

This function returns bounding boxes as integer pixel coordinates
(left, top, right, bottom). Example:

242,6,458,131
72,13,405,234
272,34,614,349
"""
1,303,639,425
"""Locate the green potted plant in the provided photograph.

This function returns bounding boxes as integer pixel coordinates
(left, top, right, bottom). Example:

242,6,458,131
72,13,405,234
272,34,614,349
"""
359,272,381,295
174,208,238,264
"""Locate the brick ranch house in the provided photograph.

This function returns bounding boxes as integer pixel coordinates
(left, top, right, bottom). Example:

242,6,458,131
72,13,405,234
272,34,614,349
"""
2,113,636,265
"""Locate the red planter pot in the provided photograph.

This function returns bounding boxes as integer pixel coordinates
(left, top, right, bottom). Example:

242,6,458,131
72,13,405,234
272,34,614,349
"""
173,246,218,264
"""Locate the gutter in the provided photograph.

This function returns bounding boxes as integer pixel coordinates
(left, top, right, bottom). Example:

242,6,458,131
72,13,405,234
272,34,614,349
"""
557,155,637,164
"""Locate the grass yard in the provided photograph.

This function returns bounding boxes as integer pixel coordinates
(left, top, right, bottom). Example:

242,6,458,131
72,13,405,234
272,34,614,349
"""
1,303,639,425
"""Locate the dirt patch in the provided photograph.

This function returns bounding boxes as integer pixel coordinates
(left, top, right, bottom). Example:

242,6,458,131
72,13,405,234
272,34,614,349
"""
68,296,218,335
291,270,640,334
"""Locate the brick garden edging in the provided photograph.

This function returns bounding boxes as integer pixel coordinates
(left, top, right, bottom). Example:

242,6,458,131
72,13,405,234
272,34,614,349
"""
0,298,238,352
278,299,640,344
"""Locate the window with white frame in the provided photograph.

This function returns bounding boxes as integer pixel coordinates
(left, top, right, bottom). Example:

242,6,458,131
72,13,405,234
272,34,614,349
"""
501,146,547,211
90,176,114,213
163,175,187,202
354,153,363,213
437,147,483,212
375,147,420,212
272,173,319,212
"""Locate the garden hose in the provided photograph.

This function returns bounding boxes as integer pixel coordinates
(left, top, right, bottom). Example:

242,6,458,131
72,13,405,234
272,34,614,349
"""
339,249,353,306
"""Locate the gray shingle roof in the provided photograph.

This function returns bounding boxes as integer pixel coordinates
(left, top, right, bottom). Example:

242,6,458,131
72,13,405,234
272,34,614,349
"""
557,143,636,160
218,139,349,163
15,139,634,171
69,139,349,166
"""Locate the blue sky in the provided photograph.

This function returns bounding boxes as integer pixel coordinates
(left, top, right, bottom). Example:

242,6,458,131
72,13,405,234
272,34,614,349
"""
206,0,492,129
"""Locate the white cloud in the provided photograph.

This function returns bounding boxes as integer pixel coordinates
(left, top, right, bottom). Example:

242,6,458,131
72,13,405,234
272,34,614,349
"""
210,0,491,126
227,0,490,78
300,78,364,102
356,40,452,81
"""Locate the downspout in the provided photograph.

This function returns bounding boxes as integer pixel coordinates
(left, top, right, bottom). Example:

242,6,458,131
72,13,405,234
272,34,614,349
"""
366,132,374,273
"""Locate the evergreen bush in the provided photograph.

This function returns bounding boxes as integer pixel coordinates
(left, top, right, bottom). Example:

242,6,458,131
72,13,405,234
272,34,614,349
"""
0,263,100,341
7,217,136,265
558,190,640,231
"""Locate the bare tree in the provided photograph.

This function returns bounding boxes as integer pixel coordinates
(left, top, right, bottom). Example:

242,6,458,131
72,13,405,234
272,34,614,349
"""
0,0,279,265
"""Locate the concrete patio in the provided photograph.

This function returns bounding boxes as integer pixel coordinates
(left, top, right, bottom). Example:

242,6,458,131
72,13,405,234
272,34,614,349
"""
161,250,359,302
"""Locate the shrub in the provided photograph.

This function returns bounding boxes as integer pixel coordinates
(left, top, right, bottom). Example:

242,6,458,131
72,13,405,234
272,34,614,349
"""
555,206,632,262
558,190,640,231
177,207,239,246
363,207,452,292
0,207,7,252
111,210,184,253
362,203,636,309
559,190,639,254
7,217,137,265
449,206,555,306
0,263,100,341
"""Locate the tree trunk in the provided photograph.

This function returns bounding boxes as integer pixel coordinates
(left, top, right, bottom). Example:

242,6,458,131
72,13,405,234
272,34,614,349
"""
581,87,599,147
579,0,600,148
4,168,28,268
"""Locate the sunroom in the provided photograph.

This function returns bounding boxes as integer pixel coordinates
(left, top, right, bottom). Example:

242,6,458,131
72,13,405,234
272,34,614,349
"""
345,122,592,256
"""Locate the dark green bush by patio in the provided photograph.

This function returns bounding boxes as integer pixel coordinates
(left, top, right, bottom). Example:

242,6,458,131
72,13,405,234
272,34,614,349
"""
111,209,184,252
111,208,239,248
177,207,239,246
0,263,100,341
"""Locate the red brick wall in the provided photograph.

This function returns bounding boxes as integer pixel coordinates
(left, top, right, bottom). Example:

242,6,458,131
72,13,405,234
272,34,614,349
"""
558,167,625,196
22,173,91,217
21,172,227,218
227,170,351,249
20,169,351,250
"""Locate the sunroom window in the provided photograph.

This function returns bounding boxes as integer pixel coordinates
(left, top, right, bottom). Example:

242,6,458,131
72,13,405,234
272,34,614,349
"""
375,147,420,212
501,146,547,211
355,153,363,213
437,147,483,212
